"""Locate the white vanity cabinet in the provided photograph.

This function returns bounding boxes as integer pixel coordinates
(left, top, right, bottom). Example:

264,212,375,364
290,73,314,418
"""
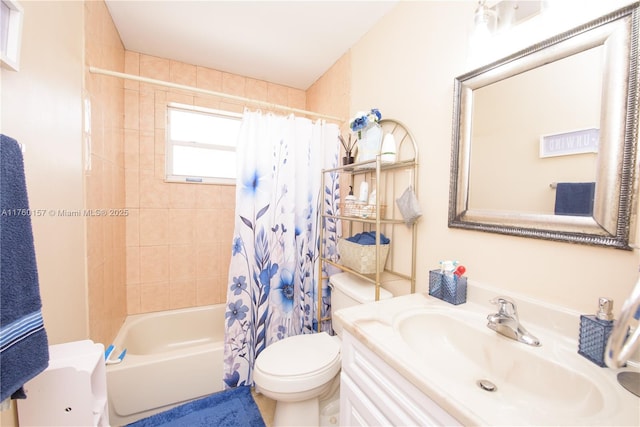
340,331,462,427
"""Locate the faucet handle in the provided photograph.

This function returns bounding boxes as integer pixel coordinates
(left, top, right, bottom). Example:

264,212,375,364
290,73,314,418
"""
490,296,518,317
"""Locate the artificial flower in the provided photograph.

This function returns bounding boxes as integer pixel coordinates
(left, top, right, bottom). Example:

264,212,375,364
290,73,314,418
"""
349,108,382,138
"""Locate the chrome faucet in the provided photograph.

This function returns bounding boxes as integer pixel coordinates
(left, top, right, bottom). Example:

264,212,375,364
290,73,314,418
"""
487,296,541,347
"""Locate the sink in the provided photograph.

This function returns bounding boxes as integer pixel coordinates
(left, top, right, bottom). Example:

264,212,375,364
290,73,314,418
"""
336,289,639,426
394,308,605,420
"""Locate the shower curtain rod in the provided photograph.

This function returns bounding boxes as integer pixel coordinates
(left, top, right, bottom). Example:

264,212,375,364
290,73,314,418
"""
89,66,344,123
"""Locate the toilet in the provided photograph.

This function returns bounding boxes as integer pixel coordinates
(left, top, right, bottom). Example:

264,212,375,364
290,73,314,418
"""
253,272,393,426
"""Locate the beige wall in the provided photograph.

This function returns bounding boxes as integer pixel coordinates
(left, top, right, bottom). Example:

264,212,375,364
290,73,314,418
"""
1,0,87,348
84,0,127,347
122,52,307,314
1,2,86,424
349,0,639,315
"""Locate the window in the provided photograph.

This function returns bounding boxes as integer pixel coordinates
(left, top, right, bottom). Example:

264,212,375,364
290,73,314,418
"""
166,104,242,184
1,0,24,71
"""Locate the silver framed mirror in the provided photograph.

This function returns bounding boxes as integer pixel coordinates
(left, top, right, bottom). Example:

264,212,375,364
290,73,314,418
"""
449,3,639,250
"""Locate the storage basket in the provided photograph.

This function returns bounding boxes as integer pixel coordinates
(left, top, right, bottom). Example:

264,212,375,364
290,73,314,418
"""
337,238,390,274
428,269,467,305
340,202,386,219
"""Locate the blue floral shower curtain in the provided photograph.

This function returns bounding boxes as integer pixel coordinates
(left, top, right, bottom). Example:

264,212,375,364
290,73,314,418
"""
223,110,340,388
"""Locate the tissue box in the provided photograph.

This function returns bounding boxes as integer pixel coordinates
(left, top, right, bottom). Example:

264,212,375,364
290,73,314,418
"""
429,270,467,305
337,238,389,274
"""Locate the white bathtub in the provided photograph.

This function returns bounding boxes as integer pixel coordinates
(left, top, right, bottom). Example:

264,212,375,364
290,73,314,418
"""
107,304,225,426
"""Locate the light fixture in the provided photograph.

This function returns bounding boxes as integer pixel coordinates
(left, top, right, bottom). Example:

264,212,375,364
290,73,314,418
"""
469,0,498,64
474,0,498,36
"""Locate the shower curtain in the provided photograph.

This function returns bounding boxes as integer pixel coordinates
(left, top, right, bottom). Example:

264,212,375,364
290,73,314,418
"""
223,110,340,388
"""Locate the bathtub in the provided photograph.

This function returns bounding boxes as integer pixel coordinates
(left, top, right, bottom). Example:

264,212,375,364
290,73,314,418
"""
107,304,225,426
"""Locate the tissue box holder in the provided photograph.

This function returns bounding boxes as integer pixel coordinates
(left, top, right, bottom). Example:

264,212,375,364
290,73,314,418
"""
429,270,467,305
338,238,390,274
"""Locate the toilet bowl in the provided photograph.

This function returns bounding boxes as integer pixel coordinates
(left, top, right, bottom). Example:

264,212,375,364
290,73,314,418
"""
253,272,393,426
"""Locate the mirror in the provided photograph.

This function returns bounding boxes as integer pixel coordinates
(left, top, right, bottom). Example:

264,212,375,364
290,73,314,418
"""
449,3,639,249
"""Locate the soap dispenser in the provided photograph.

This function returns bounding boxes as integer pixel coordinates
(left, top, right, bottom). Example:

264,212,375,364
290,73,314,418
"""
578,297,614,367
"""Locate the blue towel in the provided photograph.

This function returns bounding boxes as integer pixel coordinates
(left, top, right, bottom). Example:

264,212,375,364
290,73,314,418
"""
0,135,49,401
346,231,390,245
554,182,595,216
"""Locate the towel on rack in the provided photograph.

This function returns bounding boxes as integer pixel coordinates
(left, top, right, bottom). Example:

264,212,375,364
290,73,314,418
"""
0,134,49,402
554,182,596,216
346,231,390,245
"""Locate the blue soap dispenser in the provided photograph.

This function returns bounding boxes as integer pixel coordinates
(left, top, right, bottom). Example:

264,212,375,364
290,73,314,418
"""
578,297,614,367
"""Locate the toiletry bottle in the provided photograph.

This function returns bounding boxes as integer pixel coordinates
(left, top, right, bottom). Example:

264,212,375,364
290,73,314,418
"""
345,186,356,201
578,297,614,367
359,182,369,203
381,132,397,163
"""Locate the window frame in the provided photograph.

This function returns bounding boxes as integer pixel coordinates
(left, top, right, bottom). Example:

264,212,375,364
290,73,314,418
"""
165,103,242,185
1,0,24,71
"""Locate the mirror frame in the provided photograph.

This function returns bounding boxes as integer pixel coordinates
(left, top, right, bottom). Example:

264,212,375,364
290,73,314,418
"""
449,3,639,250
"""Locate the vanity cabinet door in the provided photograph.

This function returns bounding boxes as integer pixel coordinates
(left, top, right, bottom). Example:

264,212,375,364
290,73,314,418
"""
340,331,462,427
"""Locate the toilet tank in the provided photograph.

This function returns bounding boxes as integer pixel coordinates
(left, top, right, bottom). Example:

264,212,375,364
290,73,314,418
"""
329,272,393,336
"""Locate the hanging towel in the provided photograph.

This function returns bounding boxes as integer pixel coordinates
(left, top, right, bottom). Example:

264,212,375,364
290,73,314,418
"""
0,135,49,402
554,182,596,216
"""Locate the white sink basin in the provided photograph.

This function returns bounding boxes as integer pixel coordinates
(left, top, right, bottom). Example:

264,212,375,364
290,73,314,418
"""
395,310,604,417
335,289,640,426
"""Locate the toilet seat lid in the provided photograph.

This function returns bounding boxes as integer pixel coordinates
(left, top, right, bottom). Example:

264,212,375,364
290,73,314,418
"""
256,332,340,377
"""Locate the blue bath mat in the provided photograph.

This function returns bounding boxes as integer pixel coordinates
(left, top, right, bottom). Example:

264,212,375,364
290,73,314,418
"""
126,386,265,427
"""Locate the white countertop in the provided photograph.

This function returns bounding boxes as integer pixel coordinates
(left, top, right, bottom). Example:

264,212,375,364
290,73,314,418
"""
334,282,640,426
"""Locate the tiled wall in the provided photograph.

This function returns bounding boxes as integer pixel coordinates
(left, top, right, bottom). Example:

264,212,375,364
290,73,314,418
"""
306,53,352,204
84,1,127,345
123,52,307,314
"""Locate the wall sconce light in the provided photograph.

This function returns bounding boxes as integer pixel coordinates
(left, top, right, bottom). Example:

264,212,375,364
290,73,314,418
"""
469,0,498,62
473,0,498,40
469,0,546,65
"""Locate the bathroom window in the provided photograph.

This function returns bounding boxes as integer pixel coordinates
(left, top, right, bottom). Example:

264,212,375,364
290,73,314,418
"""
1,0,24,71
166,104,242,184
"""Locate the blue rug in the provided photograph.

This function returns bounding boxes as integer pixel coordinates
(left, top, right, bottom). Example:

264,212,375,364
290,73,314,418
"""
126,386,265,427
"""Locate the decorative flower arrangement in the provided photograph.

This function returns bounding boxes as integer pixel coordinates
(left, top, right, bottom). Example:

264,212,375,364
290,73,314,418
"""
350,108,382,139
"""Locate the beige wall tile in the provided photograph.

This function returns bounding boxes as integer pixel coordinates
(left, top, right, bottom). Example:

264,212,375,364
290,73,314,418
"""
170,183,198,209
139,130,155,171
140,54,170,81
126,283,141,314
124,89,139,130
267,82,287,106
170,279,197,309
140,245,169,283
125,168,139,208
126,246,140,285
288,88,306,110
140,281,170,312
196,277,217,306
139,91,155,131
167,91,194,105
196,243,216,279
170,60,197,86
124,128,139,153
197,66,222,91
169,244,196,281
169,209,196,245
124,50,140,90
195,209,217,243
222,72,245,96
246,78,268,101
139,208,169,246
83,0,127,348
139,169,170,208
126,208,139,246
